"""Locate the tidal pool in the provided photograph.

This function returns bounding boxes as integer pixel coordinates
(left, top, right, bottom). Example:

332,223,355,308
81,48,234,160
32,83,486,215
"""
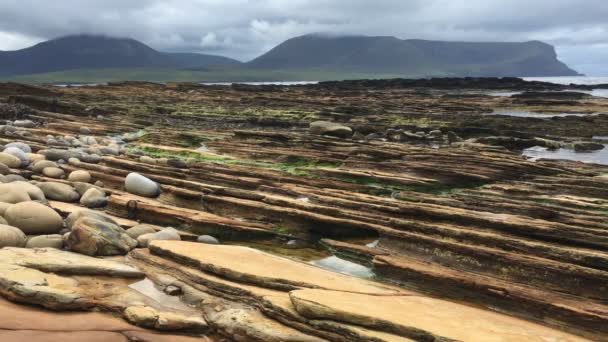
523,145,608,165
488,110,590,118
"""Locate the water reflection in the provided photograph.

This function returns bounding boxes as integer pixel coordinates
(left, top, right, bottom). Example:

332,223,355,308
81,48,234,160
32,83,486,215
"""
523,145,608,165
309,256,374,279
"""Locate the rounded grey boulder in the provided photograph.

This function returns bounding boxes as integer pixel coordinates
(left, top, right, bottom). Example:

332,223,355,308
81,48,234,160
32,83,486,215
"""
137,228,181,248
4,201,64,234
125,173,161,198
5,142,32,153
37,182,80,202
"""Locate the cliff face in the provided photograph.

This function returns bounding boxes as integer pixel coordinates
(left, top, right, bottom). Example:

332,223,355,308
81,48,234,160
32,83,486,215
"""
248,35,580,77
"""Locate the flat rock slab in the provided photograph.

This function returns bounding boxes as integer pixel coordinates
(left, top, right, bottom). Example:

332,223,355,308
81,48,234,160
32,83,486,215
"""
0,297,212,342
149,241,401,294
0,247,143,277
290,289,588,342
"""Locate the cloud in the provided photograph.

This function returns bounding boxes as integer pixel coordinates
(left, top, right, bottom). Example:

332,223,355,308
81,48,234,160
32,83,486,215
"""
0,0,606,73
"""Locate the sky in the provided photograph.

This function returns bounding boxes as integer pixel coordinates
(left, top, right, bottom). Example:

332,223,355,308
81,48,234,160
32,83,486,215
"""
0,0,607,75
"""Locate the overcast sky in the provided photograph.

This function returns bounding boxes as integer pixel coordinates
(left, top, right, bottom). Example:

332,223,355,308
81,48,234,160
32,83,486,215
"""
1,0,607,75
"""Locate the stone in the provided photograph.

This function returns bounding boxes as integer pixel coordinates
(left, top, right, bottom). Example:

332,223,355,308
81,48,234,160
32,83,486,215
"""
0,183,32,203
3,146,29,166
126,224,158,239
197,235,220,245
68,170,92,183
4,201,64,234
0,162,9,175
38,182,80,202
5,142,32,153
0,152,21,168
81,153,102,163
42,166,65,179
309,121,353,138
13,120,35,128
447,131,463,144
137,228,181,248
139,156,157,164
80,188,107,208
11,181,45,201
125,172,161,198
32,160,58,173
2,174,26,183
79,127,92,134
65,209,118,230
123,306,207,331
572,141,605,152
66,216,137,256
0,224,27,247
26,234,64,249
27,153,45,164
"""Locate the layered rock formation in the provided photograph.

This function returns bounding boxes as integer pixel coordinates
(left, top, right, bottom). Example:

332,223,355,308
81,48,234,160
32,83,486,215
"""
0,78,606,340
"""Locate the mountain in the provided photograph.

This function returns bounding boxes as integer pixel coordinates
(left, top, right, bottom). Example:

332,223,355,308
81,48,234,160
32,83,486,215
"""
0,35,242,77
247,34,580,77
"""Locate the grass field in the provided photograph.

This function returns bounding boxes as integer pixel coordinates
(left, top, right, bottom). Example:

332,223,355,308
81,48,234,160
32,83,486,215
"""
2,67,417,84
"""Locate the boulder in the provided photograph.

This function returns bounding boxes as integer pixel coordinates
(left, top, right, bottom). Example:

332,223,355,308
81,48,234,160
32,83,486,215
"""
137,228,181,248
66,216,137,256
65,209,118,230
11,181,45,201
68,170,92,183
32,160,58,173
80,188,107,208
126,224,158,239
0,203,11,216
37,182,80,202
26,234,64,249
0,152,21,168
3,147,28,166
197,235,220,245
0,224,27,247
139,156,156,165
0,162,9,175
125,173,161,198
26,153,46,164
309,121,353,138
0,183,31,203
42,166,65,179
13,120,35,128
4,201,64,234
5,142,31,153
572,141,605,152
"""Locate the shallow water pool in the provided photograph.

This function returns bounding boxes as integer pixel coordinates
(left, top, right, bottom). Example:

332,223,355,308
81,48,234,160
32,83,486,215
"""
523,145,608,165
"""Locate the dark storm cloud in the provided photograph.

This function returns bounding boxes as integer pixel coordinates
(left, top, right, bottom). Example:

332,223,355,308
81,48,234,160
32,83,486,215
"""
0,0,606,74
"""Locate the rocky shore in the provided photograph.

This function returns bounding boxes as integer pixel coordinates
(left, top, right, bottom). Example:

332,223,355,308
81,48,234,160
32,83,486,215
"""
0,78,606,341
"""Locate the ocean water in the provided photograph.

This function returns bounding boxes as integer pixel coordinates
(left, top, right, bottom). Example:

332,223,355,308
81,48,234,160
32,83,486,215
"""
489,110,590,118
200,81,318,86
523,76,608,86
523,145,608,165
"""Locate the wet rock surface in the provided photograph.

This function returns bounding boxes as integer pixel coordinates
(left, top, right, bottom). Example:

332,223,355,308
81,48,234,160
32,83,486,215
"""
0,78,606,340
